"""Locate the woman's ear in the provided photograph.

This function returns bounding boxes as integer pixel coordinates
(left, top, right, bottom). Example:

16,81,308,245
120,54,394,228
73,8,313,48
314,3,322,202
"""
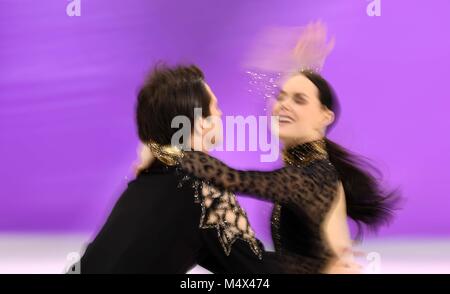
324,109,335,127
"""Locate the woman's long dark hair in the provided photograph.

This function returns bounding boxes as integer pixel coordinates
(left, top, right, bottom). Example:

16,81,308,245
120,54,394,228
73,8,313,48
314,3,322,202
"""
301,70,401,238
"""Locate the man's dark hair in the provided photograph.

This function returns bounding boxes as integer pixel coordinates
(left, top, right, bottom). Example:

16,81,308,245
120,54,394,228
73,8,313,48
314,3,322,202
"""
136,64,212,145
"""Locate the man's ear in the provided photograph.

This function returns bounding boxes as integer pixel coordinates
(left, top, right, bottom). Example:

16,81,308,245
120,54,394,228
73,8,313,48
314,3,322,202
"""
191,116,206,151
192,116,204,136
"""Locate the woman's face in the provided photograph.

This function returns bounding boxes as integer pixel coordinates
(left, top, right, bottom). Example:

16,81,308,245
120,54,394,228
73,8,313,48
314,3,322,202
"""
272,74,334,146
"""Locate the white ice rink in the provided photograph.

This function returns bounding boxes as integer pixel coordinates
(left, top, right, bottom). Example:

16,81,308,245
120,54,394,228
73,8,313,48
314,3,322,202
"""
0,234,448,274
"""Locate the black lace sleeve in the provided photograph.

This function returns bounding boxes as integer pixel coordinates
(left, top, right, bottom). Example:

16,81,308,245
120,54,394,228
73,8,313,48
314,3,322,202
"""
178,151,340,220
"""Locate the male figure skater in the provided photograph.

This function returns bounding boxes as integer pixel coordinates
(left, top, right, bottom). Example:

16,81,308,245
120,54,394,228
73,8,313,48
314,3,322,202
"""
71,64,280,274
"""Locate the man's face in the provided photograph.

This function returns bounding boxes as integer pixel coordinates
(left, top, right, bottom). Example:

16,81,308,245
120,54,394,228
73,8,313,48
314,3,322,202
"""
201,82,223,148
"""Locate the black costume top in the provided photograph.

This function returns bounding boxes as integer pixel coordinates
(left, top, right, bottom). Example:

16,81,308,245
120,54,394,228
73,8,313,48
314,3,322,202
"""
174,139,340,273
74,160,281,274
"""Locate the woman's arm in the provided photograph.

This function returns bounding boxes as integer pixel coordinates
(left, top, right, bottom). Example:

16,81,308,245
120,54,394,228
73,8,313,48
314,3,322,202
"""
133,143,339,219
178,151,339,220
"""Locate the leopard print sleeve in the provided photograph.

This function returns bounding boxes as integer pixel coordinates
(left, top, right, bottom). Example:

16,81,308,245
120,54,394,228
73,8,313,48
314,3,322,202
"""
177,151,340,220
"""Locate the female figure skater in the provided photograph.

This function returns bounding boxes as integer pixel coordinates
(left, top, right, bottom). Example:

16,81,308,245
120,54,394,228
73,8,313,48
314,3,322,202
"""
137,23,399,273
143,70,398,273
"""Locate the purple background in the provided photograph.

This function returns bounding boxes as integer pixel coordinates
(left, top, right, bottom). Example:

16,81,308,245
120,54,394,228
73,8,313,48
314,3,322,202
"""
1,0,449,241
